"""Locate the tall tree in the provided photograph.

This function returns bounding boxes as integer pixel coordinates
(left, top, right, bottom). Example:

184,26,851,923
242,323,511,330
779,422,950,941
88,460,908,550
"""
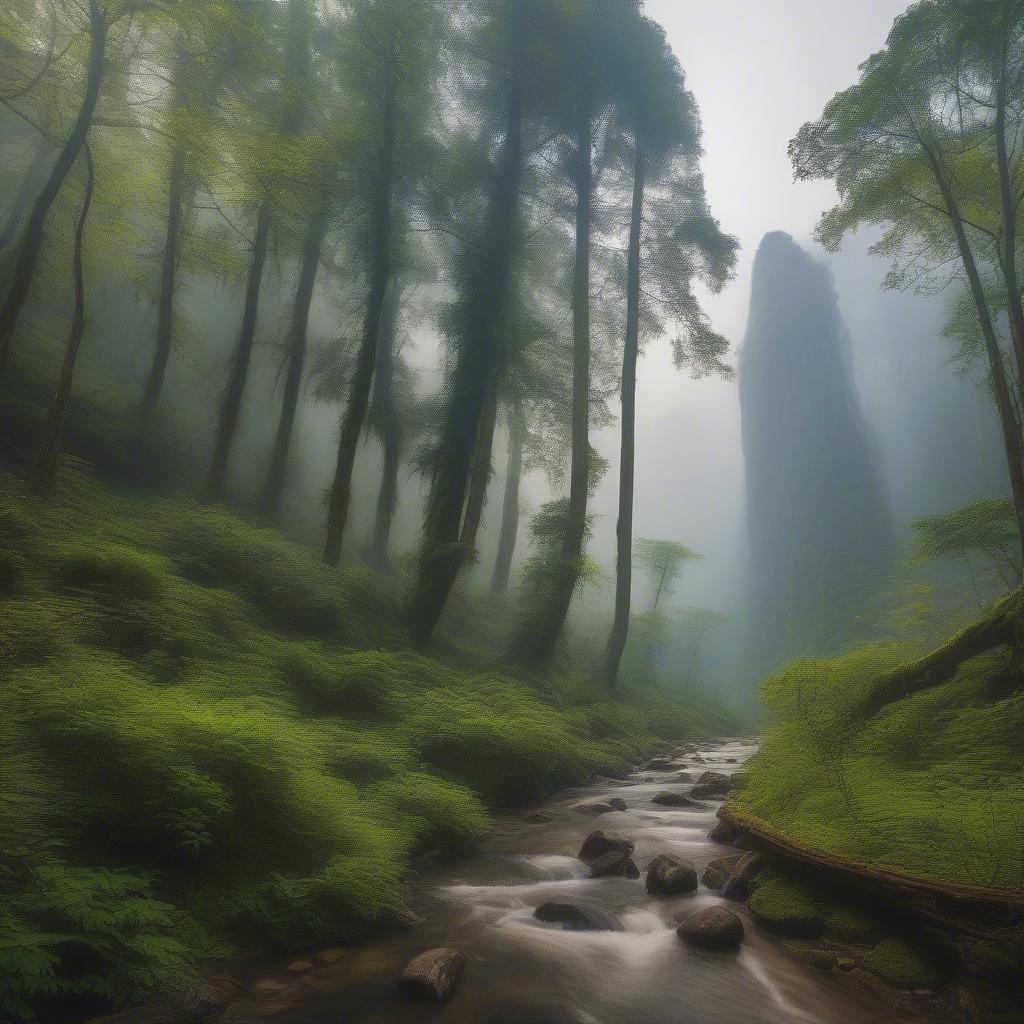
138,2,239,432
34,147,94,481
490,398,525,593
508,0,608,662
323,0,441,564
260,201,330,519
207,0,312,499
603,13,736,687
369,279,406,570
0,0,106,383
790,0,1024,552
406,2,531,643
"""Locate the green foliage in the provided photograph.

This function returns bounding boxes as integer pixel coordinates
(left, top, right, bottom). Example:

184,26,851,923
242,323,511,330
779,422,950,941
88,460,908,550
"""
862,938,942,990
635,537,701,613
747,876,825,936
0,470,730,1020
731,635,1024,889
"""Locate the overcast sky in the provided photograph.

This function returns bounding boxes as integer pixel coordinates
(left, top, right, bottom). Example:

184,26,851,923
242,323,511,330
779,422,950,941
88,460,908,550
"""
568,0,914,618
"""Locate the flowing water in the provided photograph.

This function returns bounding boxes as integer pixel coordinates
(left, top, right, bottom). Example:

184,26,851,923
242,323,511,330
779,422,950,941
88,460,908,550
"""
251,740,951,1024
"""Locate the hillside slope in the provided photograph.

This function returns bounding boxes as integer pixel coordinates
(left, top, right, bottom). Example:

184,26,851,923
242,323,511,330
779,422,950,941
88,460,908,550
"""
0,470,739,1022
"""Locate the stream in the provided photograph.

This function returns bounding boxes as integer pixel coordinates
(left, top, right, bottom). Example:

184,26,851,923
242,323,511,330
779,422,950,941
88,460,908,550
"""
237,739,951,1024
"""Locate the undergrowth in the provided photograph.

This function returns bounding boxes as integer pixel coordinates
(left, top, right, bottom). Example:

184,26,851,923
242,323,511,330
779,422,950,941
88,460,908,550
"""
730,636,1024,890
0,470,738,1021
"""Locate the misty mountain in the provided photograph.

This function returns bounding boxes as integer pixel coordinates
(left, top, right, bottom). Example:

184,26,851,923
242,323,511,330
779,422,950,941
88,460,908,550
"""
740,231,894,676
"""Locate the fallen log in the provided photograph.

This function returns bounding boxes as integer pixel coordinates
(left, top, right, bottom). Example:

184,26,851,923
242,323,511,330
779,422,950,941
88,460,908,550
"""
718,805,1023,942
856,588,1023,720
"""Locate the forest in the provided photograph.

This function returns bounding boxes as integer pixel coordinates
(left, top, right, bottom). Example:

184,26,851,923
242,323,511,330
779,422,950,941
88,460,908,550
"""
0,1,1022,1022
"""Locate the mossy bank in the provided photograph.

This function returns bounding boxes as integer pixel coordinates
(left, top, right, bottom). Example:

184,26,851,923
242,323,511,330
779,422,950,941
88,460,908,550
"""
0,470,740,1023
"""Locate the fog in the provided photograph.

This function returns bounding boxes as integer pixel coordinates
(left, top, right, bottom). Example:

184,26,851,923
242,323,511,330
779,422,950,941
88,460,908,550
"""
26,0,1010,701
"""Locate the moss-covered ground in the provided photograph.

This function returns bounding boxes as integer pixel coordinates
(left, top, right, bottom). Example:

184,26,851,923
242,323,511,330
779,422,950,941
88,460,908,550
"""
0,469,739,1021
728,641,1024,890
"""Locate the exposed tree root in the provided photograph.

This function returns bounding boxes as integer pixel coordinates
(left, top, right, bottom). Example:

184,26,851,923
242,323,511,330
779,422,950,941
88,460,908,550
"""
719,806,1024,941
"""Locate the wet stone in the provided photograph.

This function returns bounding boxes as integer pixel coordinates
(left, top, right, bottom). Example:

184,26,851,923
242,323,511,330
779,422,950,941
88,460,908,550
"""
578,829,634,862
646,854,699,895
677,906,745,951
534,901,623,932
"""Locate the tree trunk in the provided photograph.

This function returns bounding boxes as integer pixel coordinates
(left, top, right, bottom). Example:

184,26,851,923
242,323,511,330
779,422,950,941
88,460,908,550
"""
490,400,525,594
925,147,1024,554
207,200,272,499
323,78,396,565
139,137,187,430
603,130,645,689
0,0,105,382
406,9,524,646
994,67,1024,394
371,281,404,571
0,136,54,252
459,373,498,556
34,149,95,482
513,78,592,664
260,205,327,519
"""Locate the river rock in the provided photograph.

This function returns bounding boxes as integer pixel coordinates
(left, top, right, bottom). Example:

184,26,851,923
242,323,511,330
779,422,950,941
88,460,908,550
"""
579,829,634,862
524,811,553,824
691,773,732,800
670,771,694,783
708,818,739,844
643,757,678,771
608,797,628,811
645,854,698,895
575,802,615,815
589,850,640,879
696,770,730,786
534,901,622,932
701,854,744,890
722,851,765,901
651,791,705,808
400,948,465,1003
676,906,745,951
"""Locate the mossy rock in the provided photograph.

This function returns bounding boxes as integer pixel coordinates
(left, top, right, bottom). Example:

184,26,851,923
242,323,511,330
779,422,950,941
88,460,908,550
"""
747,878,825,937
822,902,882,943
862,938,942,990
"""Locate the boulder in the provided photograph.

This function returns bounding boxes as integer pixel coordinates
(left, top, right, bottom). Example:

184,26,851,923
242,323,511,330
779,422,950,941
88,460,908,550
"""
589,850,640,879
645,854,698,895
696,770,730,786
534,901,622,932
643,757,677,771
524,811,553,824
400,948,466,1003
608,797,628,811
691,780,731,800
722,851,764,901
676,906,745,951
578,829,634,862
670,771,694,783
701,854,744,890
708,818,739,844
651,792,705,808
575,802,615,816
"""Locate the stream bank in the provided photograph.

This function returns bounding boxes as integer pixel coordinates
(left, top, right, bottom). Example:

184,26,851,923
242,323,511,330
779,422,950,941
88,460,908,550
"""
188,739,963,1024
